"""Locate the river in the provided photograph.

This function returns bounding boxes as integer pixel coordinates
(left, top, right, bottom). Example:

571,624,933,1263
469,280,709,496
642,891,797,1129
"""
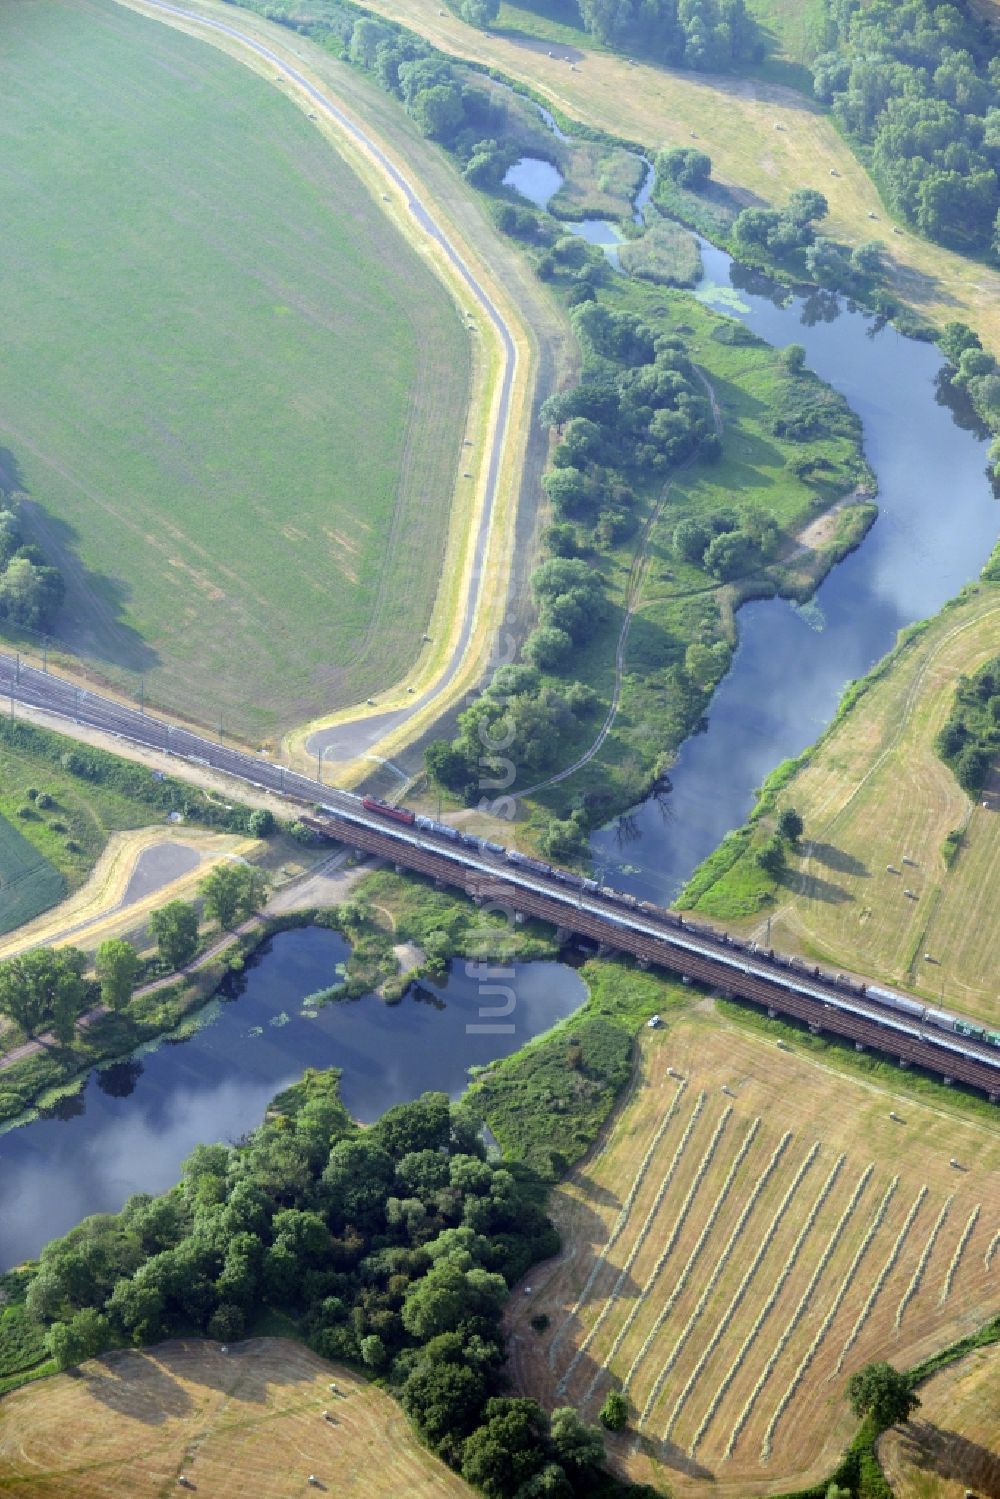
0,927,586,1268
590,242,999,904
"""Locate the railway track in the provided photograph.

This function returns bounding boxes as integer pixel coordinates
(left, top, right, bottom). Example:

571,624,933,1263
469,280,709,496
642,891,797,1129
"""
2,650,998,1099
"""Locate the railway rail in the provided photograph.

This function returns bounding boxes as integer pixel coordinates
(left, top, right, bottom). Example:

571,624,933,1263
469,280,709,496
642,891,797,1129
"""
1,649,998,1100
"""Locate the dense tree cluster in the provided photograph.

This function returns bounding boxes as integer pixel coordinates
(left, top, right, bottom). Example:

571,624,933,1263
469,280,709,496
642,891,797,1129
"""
0,498,63,632
574,0,759,70
935,650,1000,795
542,306,716,484
672,503,779,581
811,0,1000,255
24,1080,653,1497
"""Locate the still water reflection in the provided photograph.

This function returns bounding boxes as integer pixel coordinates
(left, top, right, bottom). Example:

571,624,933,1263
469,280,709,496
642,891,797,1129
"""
592,241,998,903
0,927,586,1267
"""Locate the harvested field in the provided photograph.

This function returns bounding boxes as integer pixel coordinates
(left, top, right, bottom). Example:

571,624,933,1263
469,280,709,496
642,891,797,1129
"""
0,0,469,737
0,1337,474,1498
508,1014,1000,1499
879,1344,1000,1499
690,585,1000,1028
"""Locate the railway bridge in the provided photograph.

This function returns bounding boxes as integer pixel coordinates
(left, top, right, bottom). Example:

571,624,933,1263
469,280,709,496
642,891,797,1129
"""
1,649,998,1100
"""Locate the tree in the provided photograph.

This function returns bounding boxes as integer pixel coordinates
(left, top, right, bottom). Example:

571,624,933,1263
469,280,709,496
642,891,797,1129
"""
846,1361,919,1431
411,83,465,141
777,806,804,843
755,833,786,877
549,1406,604,1471
939,321,982,366
95,938,140,1012
523,625,573,672
149,900,199,970
248,808,275,837
542,523,579,558
425,739,474,793
704,529,753,581
0,946,87,1039
782,343,806,373
673,517,710,565
599,1390,628,1430
360,1332,388,1370
198,863,269,930
460,1397,549,1497
46,1308,111,1371
458,0,499,22
0,556,63,628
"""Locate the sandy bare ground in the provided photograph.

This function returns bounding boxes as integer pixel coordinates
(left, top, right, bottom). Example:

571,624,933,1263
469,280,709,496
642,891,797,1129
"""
0,1338,473,1498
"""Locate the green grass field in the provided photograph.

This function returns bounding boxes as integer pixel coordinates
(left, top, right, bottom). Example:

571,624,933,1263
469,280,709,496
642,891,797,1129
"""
0,811,64,938
0,0,469,737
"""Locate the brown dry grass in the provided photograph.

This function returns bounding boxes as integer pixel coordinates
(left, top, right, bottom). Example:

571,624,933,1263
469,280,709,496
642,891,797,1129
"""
878,1344,1000,1499
366,0,1000,355
507,1013,1000,1499
746,586,1000,1028
0,1338,474,1499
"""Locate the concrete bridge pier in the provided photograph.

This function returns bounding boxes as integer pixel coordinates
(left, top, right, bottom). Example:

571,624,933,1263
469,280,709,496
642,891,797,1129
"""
855,1042,864,1052
597,941,618,958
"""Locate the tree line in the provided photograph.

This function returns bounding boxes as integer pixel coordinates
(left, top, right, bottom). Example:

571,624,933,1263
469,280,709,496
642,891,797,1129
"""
0,496,63,632
935,648,1000,795
0,861,270,1044
812,0,1000,256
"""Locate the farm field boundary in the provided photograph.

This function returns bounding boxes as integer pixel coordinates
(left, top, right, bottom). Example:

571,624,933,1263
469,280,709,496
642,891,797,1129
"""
507,1012,1000,1499
0,0,475,740
119,0,559,783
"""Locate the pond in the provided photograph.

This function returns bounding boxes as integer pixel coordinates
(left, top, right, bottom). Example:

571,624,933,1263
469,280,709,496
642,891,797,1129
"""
502,156,626,265
591,240,1000,904
0,927,587,1268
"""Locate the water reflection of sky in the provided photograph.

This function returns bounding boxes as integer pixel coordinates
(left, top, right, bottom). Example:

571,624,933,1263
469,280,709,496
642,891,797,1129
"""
593,241,999,904
0,929,585,1267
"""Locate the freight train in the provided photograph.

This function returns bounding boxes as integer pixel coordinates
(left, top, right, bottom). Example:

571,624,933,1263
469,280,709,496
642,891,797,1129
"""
333,795,1000,1058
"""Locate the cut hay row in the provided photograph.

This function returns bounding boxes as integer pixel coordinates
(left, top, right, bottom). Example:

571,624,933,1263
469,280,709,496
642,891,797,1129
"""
760,1174,900,1461
723,1163,875,1461
555,1090,705,1393
576,1104,734,1402
985,1229,1000,1271
895,1196,954,1330
548,1080,689,1369
940,1205,981,1305
605,1116,761,1403
663,1141,822,1445
691,1153,846,1459
834,1185,928,1374
639,1130,794,1426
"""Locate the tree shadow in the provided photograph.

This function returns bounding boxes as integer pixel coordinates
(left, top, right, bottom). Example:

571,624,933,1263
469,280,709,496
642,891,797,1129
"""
17,497,158,675
895,1418,1000,1496
784,868,853,904
82,1350,196,1425
805,841,868,877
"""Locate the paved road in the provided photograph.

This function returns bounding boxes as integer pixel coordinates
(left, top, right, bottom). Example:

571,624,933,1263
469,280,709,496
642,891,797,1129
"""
134,0,518,767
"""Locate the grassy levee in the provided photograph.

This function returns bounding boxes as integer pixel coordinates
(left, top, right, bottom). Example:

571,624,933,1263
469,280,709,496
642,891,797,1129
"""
147,0,574,778
362,0,1000,354
878,1343,1000,1499
0,0,471,741
508,1009,1000,1499
683,582,1000,1029
0,1338,476,1498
